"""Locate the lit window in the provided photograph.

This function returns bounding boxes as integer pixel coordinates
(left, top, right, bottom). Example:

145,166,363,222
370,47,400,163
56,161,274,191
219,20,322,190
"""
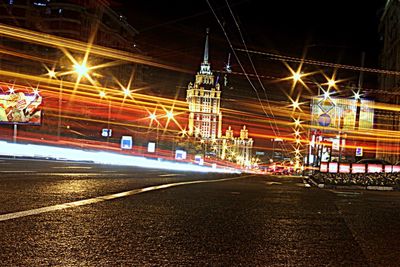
8,0,14,4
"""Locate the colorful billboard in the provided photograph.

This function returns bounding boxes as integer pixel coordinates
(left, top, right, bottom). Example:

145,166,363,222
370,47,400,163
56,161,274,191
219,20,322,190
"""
0,92,42,125
328,162,338,173
320,162,328,173
352,163,366,173
367,164,383,173
311,97,374,130
339,163,351,173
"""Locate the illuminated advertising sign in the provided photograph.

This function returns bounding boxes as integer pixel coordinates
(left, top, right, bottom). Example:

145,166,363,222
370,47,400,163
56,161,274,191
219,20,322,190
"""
367,164,383,173
339,163,351,173
311,97,374,130
384,165,393,173
352,164,366,173
320,162,328,173
328,162,338,173
0,92,42,125
147,142,156,153
393,166,400,173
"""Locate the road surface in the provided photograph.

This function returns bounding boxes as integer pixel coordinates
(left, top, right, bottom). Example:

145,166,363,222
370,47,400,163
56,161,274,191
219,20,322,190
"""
1,158,400,266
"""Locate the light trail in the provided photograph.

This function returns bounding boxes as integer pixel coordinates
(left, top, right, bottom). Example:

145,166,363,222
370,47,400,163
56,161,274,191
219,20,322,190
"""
0,141,239,173
0,23,192,74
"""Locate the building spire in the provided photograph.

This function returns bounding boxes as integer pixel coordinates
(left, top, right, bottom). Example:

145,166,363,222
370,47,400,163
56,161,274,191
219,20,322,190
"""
203,28,209,64
199,28,212,75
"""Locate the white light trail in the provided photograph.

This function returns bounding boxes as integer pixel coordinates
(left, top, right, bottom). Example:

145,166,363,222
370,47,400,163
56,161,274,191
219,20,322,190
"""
0,141,239,173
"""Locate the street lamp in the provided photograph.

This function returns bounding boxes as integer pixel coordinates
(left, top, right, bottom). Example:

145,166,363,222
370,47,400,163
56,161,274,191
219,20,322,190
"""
98,91,111,146
73,63,89,77
148,113,160,156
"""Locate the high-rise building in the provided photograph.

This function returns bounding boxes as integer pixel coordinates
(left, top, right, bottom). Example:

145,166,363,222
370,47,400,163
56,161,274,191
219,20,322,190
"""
186,29,253,166
377,0,400,163
186,29,222,140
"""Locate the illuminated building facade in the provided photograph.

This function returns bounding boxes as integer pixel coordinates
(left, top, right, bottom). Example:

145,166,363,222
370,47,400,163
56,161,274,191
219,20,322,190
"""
216,126,254,167
377,0,400,163
186,29,222,140
186,30,253,166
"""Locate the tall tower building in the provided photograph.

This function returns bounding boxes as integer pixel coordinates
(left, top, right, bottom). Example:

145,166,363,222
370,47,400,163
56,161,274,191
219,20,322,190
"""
186,29,222,140
377,0,400,163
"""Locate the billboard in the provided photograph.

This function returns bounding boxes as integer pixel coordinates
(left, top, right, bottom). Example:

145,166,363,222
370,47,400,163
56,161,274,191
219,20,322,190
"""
0,92,42,125
311,97,374,130
351,163,365,173
320,162,328,173
339,163,351,173
328,162,338,173
367,164,383,173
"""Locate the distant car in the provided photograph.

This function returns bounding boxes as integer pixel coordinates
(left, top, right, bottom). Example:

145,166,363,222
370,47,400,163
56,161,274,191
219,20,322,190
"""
356,159,392,165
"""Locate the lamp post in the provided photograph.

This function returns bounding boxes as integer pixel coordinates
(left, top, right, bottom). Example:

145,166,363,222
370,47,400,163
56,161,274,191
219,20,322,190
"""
49,62,90,141
148,113,159,156
99,91,112,146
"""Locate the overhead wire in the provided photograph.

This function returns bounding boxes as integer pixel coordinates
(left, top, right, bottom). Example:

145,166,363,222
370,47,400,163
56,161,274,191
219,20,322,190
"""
206,0,290,157
236,48,400,76
223,0,290,157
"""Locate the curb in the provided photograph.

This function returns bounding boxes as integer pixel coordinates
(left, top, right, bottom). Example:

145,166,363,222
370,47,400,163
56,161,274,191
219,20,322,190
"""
307,177,397,191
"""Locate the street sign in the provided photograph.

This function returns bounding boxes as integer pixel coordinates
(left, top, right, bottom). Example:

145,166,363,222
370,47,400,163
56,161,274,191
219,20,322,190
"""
101,128,112,137
175,150,187,160
318,113,331,127
147,142,156,153
356,147,363,157
120,136,132,149
195,155,204,165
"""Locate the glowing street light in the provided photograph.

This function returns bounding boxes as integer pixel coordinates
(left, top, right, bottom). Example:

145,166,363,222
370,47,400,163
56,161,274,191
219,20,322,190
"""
166,111,174,119
291,99,300,110
293,118,302,127
324,91,330,99
73,63,89,77
99,91,106,98
149,113,157,120
48,70,57,79
292,72,302,82
353,90,361,100
327,79,336,87
122,87,131,98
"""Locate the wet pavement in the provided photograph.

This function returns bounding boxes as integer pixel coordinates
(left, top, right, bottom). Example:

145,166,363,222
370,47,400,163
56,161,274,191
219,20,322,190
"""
1,159,400,266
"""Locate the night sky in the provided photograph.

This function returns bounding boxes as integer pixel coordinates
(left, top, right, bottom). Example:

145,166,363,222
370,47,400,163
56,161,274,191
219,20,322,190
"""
113,0,387,101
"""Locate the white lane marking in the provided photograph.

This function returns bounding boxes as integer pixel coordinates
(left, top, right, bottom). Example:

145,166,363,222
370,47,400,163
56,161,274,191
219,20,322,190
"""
158,174,185,177
52,166,93,169
265,181,282,185
0,170,37,173
37,173,126,176
332,191,361,196
0,175,254,222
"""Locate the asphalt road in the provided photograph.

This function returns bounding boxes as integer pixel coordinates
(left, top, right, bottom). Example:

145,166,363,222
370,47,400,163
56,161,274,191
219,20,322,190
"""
1,158,400,266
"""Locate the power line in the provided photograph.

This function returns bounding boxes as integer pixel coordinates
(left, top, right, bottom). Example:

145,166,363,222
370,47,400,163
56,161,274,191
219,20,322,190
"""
236,48,400,76
223,0,289,156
